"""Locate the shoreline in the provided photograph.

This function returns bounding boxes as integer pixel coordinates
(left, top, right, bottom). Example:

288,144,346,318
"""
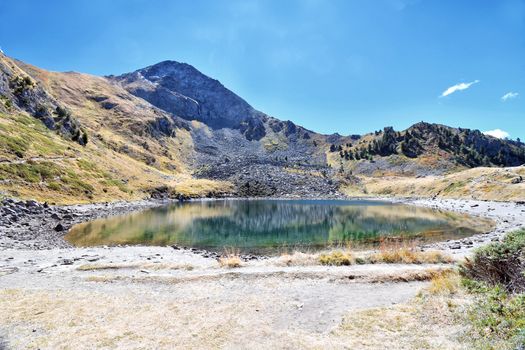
1,195,524,254
404,197,525,255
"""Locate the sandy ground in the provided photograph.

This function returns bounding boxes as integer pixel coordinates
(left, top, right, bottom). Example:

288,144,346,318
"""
0,197,523,349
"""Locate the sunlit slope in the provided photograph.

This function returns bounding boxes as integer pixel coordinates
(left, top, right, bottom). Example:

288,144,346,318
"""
0,56,232,203
341,166,525,201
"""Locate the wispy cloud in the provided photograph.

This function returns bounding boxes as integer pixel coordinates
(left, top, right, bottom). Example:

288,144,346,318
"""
501,91,519,101
483,129,510,139
440,80,479,97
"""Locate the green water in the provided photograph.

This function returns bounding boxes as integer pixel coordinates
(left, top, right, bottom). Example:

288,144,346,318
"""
65,199,493,255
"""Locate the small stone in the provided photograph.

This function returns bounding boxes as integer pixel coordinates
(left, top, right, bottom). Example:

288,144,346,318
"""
59,259,73,265
54,223,65,232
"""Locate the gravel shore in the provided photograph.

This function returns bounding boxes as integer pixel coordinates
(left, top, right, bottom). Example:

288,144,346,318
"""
402,198,525,255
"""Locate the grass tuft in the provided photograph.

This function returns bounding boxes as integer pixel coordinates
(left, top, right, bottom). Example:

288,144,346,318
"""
218,248,242,268
370,240,454,264
428,270,460,295
319,250,354,266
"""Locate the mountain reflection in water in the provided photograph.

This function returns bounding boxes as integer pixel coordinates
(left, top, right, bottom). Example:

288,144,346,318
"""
65,199,494,255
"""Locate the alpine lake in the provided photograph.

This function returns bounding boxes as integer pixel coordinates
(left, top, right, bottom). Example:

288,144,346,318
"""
65,199,494,255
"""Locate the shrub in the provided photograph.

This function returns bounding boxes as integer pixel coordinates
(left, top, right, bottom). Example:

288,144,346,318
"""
460,229,525,293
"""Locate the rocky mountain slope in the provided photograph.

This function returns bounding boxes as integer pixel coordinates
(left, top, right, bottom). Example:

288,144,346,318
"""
0,53,524,202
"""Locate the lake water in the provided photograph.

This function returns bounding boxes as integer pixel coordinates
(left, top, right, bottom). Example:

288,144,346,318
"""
65,199,493,255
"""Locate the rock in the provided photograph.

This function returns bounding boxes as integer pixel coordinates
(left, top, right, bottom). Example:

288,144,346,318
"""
59,259,73,265
51,213,61,220
54,223,65,232
449,244,461,249
3,207,16,216
25,200,39,208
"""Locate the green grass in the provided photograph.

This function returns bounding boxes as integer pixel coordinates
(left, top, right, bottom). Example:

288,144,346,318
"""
0,161,94,197
0,113,70,158
0,133,29,158
0,161,61,183
101,178,131,193
77,158,98,171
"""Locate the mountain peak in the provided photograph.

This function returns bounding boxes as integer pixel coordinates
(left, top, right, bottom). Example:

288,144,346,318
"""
113,60,266,136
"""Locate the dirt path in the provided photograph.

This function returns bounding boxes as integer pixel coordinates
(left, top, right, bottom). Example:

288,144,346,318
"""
0,156,80,165
0,246,435,349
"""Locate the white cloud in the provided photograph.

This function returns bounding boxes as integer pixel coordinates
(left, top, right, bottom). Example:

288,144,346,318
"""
483,129,510,139
501,92,519,101
440,80,479,97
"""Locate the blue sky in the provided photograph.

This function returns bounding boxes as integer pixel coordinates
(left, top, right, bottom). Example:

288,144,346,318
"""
0,0,524,139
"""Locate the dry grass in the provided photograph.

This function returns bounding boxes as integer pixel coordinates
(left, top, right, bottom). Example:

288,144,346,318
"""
319,250,354,266
218,256,242,268
173,177,233,197
0,55,234,204
428,270,461,295
272,242,455,268
335,296,469,349
218,248,243,268
370,240,454,264
344,166,525,201
77,263,134,271
276,252,319,266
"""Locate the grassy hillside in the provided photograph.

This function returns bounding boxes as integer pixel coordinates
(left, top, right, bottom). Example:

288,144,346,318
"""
0,112,231,204
340,166,525,201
